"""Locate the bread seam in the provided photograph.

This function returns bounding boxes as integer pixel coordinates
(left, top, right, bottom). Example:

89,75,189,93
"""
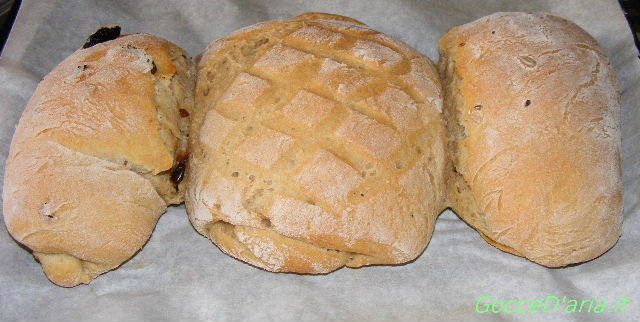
206,219,379,269
46,140,168,206
440,49,493,241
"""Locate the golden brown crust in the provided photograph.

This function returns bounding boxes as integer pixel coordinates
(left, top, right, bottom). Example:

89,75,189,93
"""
3,33,195,286
440,12,623,267
187,14,446,273
292,12,366,25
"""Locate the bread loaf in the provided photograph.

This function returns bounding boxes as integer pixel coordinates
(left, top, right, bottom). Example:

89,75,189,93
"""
2,28,195,286
186,13,447,273
439,13,623,266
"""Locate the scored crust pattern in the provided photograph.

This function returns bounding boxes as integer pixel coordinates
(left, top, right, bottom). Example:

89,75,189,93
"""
188,19,446,273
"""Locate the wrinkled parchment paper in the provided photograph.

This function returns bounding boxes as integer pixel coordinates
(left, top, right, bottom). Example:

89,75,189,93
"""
1,1,638,321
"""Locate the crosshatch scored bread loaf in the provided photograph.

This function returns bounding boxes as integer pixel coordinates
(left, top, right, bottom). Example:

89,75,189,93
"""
186,13,447,273
2,28,195,287
439,13,623,267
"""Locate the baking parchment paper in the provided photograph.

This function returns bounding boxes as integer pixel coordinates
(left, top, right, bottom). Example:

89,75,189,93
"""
0,1,638,321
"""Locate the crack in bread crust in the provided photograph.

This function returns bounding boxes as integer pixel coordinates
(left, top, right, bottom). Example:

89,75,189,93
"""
206,219,378,273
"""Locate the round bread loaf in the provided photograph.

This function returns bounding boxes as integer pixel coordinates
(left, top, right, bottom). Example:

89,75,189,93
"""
2,30,195,286
186,13,447,273
439,13,623,266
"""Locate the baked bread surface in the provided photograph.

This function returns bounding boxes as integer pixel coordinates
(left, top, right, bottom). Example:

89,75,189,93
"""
3,33,195,286
187,13,447,273
439,12,623,266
